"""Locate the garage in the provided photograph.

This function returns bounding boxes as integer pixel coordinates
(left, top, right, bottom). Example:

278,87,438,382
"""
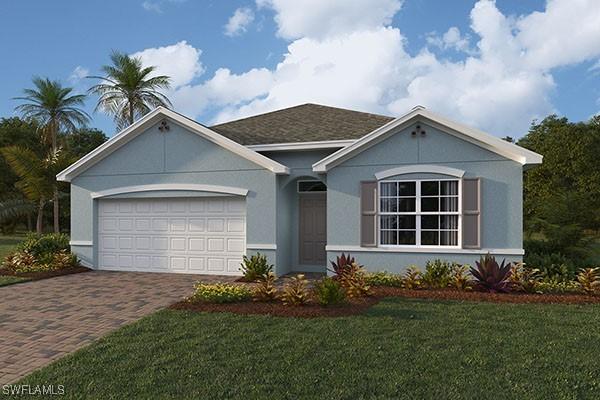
98,197,246,275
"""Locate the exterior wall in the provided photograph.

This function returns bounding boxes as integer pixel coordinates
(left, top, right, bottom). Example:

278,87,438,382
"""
263,150,335,273
326,121,523,273
70,121,279,272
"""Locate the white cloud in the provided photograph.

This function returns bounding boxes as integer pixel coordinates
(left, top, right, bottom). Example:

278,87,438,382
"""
131,40,204,88
427,27,472,53
224,7,255,37
142,1,162,13
131,0,600,137
256,0,403,39
69,66,89,83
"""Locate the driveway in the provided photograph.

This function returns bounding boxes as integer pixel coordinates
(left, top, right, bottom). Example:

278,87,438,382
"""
0,271,236,384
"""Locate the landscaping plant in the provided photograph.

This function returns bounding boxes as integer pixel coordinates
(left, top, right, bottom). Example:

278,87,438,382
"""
189,282,252,304
422,259,453,289
339,262,371,298
537,279,581,294
240,252,273,281
576,267,600,295
314,277,346,306
402,266,423,289
253,271,278,302
329,253,355,276
281,274,310,306
450,264,472,291
2,233,80,274
470,254,512,293
509,263,542,293
365,271,403,287
17,233,70,264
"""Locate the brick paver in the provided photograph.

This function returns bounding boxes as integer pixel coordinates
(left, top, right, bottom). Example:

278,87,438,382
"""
0,271,235,384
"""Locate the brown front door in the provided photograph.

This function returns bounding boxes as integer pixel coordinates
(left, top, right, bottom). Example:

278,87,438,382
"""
299,193,327,265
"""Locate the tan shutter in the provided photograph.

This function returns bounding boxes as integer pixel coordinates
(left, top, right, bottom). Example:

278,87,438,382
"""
462,178,481,248
360,181,378,247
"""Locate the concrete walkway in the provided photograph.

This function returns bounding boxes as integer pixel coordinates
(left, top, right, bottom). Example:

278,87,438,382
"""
0,271,235,384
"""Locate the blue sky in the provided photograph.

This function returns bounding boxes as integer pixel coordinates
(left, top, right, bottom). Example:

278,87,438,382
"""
1,0,599,138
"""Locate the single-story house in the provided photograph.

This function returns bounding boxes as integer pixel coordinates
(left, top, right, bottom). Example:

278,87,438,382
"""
57,104,542,276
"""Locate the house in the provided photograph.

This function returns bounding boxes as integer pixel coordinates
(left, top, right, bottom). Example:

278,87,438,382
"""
57,104,542,276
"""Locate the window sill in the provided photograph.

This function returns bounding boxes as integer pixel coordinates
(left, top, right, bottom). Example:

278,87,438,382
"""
325,245,524,255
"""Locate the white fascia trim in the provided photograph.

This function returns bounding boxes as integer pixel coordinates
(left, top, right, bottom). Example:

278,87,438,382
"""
325,245,524,256
91,184,248,199
247,139,355,152
312,108,543,172
57,107,289,182
246,243,277,250
375,165,465,180
70,240,93,246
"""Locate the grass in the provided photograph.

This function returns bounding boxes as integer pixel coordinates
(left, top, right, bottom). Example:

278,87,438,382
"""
17,298,600,399
0,275,28,287
0,233,25,260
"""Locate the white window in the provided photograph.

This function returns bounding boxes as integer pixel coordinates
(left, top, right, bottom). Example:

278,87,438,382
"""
378,179,460,247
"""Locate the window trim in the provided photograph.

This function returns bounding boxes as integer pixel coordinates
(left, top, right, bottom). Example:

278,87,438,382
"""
377,178,462,249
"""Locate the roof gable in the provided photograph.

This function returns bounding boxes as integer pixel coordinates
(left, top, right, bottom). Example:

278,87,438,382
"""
312,107,543,172
57,108,289,182
210,103,394,145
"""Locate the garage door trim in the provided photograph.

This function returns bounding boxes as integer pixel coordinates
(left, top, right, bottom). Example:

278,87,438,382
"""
91,184,249,199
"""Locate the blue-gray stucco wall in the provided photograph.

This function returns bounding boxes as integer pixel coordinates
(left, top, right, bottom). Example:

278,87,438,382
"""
325,121,524,272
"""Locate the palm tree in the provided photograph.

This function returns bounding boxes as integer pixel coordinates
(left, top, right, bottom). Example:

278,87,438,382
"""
14,77,90,233
88,51,172,129
1,146,74,233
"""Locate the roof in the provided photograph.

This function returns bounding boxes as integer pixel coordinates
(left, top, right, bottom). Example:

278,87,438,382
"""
312,106,543,172
210,103,395,145
56,107,289,182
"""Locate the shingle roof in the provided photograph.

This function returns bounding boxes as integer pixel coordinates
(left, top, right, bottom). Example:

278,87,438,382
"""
209,103,395,145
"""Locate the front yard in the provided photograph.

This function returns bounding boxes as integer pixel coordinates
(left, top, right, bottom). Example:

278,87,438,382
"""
18,298,600,399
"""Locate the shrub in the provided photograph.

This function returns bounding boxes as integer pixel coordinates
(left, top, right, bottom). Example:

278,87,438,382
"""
281,274,310,306
253,271,278,302
422,259,453,289
17,233,70,264
189,282,252,303
450,264,472,291
51,250,79,270
339,263,371,298
240,253,273,281
402,266,423,289
329,253,355,277
537,279,581,294
314,277,346,306
470,254,512,293
3,251,37,272
509,263,542,293
365,271,403,287
524,251,576,282
577,268,600,295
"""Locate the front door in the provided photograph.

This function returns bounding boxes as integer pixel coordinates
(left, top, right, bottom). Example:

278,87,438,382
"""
299,193,327,265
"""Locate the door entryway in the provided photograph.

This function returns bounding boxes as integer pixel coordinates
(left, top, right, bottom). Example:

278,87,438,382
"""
299,193,327,265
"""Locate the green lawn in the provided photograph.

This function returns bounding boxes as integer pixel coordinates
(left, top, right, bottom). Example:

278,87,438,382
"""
17,298,600,399
0,275,28,287
0,233,25,260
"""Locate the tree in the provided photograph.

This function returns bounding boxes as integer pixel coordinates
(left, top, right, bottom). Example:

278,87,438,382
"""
88,51,172,129
63,127,108,157
14,77,90,233
1,146,74,233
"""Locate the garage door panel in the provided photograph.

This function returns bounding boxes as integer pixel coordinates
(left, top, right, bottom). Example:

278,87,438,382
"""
98,197,245,275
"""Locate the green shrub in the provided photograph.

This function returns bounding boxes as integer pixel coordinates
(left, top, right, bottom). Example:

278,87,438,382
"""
189,282,252,303
509,263,542,293
253,271,278,302
314,277,346,306
422,259,453,289
524,251,576,281
240,253,273,281
339,263,371,298
17,233,70,264
365,271,403,287
449,264,472,291
537,279,581,294
577,268,600,295
402,266,422,289
281,274,310,306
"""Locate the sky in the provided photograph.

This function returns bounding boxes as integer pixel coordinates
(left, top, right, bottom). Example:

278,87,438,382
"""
1,0,599,138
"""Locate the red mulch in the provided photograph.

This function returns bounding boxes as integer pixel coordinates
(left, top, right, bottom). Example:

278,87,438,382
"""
0,266,91,281
171,286,600,318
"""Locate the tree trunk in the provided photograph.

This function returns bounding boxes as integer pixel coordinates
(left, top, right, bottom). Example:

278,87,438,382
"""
129,102,134,126
26,211,32,231
51,119,59,233
53,189,59,233
36,199,44,234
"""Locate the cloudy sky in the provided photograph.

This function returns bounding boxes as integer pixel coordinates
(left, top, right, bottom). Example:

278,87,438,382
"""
2,0,600,137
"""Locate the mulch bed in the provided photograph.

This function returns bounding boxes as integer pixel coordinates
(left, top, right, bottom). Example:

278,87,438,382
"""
171,286,600,318
0,266,91,282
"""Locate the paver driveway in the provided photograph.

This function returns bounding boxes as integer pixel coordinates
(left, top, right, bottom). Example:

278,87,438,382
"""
0,271,236,384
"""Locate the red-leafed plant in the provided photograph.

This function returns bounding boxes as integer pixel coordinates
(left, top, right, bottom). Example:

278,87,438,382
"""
470,254,513,293
328,253,355,277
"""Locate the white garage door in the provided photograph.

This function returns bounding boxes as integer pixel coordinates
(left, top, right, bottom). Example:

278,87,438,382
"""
98,197,246,275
